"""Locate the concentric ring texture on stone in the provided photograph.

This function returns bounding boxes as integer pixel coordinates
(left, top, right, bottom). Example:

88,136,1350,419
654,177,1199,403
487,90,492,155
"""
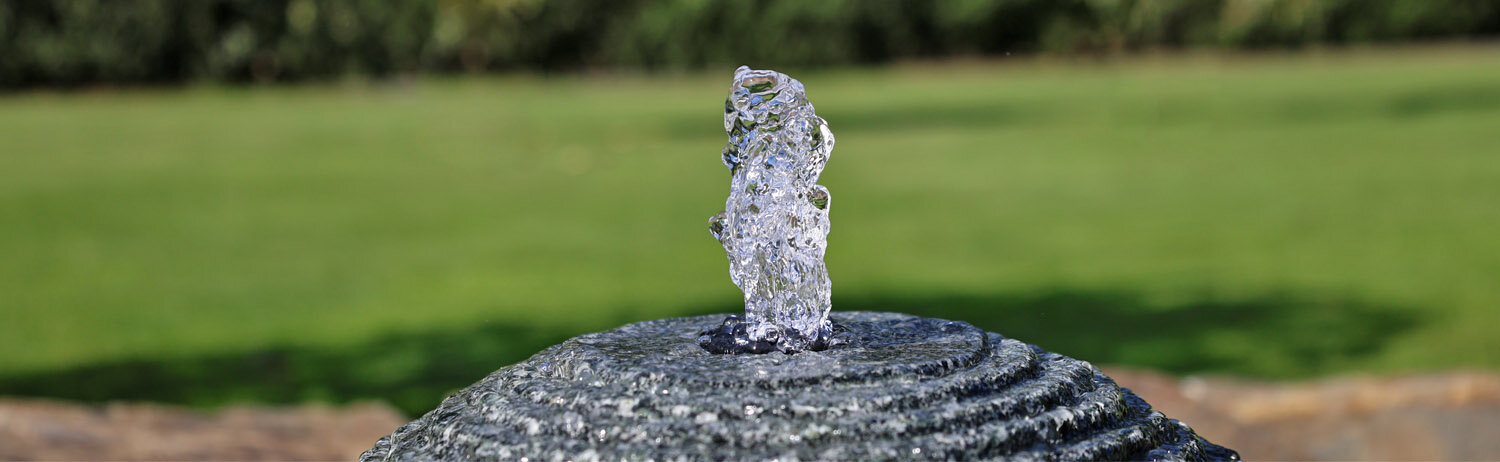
361,312,1239,461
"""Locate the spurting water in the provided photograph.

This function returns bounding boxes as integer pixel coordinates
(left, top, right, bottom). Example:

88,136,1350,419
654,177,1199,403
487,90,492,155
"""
706,66,835,353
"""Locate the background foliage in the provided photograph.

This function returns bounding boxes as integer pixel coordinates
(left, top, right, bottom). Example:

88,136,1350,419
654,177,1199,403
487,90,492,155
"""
2,0,1499,87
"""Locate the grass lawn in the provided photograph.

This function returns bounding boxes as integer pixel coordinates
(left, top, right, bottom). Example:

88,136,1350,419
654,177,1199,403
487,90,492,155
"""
2,46,1498,414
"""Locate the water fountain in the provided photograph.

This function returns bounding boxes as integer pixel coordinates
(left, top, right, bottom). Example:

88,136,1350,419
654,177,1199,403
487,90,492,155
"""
361,67,1239,461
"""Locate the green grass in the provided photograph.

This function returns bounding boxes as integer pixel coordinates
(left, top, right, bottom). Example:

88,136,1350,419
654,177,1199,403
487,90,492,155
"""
2,47,1499,413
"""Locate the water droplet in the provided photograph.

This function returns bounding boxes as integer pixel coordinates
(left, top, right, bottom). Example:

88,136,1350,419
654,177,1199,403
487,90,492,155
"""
708,212,728,242
807,186,829,210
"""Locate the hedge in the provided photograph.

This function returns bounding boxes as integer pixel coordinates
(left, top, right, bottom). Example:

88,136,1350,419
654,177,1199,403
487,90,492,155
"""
1,0,1496,87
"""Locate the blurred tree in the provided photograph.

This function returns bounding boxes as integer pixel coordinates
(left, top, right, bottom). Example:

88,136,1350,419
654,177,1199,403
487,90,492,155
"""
0,0,1496,88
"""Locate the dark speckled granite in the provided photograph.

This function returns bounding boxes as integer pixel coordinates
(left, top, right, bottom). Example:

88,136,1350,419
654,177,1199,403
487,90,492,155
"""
361,312,1239,461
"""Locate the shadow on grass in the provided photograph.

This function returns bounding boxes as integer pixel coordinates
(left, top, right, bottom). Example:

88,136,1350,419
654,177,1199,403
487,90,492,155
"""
834,290,1418,378
0,323,579,418
0,288,1417,417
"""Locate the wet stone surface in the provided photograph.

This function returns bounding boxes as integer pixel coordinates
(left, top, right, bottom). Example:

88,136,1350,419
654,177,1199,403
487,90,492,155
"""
361,312,1238,461
697,314,843,354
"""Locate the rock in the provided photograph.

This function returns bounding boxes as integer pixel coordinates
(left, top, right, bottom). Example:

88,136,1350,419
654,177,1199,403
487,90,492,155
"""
363,312,1237,460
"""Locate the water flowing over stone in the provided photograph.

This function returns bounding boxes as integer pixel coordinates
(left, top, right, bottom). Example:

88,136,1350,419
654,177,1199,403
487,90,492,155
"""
709,66,836,353
361,312,1239,461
